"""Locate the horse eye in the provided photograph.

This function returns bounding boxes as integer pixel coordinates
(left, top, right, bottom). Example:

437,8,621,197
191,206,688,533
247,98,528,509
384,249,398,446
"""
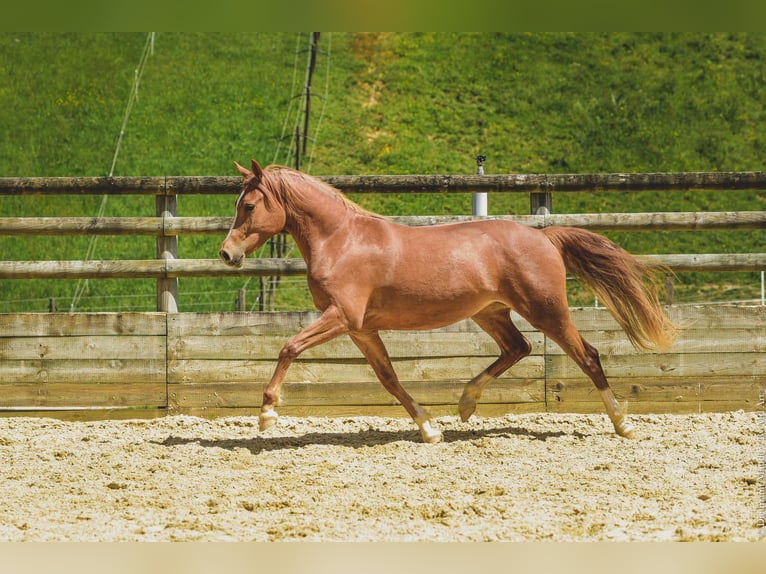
244,204,256,213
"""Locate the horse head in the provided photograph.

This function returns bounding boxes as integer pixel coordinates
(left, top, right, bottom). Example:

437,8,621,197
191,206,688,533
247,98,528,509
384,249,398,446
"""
219,159,287,268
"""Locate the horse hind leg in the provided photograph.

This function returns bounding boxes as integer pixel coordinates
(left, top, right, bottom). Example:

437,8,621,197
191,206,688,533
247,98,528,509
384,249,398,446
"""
580,339,636,438
536,315,635,438
459,304,532,422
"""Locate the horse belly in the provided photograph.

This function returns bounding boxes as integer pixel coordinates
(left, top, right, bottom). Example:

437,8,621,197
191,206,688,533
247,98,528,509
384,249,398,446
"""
363,299,489,330
362,259,500,331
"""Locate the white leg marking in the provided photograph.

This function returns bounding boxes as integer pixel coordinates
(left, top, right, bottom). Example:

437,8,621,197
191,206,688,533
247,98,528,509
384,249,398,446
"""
599,388,635,439
418,420,443,444
414,407,442,444
259,408,279,431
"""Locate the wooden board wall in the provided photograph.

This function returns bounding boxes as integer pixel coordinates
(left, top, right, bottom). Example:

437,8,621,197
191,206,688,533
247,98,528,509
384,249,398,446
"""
165,312,546,416
0,313,167,411
547,305,765,415
0,306,763,417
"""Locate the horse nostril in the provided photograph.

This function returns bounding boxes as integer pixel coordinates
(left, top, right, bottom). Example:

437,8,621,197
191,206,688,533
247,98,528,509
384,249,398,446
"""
220,249,231,262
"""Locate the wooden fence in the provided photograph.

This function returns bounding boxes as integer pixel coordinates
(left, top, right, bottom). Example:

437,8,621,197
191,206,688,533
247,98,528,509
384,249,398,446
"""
0,306,762,417
0,171,764,417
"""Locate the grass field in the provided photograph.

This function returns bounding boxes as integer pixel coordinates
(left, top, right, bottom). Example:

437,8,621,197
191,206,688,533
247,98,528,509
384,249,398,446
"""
1,32,764,312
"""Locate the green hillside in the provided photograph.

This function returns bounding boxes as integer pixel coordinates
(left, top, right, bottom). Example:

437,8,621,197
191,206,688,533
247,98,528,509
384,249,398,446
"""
1,32,764,312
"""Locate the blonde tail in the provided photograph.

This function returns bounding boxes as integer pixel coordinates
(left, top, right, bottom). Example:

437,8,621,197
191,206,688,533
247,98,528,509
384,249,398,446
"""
544,227,675,350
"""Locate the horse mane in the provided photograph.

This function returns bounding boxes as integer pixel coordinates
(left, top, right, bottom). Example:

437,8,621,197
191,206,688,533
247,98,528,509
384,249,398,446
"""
263,165,388,220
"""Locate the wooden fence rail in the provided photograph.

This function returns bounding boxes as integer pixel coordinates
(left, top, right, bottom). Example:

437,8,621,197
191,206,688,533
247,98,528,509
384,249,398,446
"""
1,211,766,235
2,171,766,195
1,253,764,280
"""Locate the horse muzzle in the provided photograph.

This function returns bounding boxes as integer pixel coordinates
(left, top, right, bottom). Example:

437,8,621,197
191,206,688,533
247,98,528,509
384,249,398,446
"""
219,246,245,268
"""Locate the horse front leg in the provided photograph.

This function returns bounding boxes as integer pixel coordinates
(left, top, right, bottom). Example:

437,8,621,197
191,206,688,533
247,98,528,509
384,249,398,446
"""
349,330,442,444
260,306,348,431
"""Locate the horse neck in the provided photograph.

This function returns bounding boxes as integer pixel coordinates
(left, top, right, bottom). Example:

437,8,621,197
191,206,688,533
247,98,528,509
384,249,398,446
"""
281,180,354,262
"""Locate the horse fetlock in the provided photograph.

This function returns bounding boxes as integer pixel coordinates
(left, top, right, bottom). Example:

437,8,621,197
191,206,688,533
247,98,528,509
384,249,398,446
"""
259,408,279,431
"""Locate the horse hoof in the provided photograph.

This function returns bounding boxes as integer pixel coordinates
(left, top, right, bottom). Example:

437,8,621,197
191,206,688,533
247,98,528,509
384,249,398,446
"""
418,420,443,444
259,409,278,431
458,398,476,422
421,428,443,444
614,419,636,439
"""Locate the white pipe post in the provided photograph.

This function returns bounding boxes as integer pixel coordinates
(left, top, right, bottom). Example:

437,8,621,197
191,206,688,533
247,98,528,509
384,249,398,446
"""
472,154,487,216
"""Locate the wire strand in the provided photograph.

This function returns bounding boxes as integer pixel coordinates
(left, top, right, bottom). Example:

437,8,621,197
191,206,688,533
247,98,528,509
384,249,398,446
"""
306,32,332,173
272,33,305,165
70,32,154,312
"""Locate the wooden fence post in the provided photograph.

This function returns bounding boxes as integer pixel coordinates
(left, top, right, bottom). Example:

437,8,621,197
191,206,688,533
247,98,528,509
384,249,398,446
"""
530,177,552,215
665,274,675,305
156,189,178,313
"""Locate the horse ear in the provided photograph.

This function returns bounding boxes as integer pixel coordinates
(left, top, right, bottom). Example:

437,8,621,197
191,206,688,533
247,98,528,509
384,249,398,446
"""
234,161,252,179
251,159,264,179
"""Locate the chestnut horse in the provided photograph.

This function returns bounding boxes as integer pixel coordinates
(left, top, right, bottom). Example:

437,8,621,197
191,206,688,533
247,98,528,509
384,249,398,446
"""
220,160,674,443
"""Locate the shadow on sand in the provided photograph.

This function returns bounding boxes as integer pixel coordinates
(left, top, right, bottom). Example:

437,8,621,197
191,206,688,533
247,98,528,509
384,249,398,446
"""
154,422,591,455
